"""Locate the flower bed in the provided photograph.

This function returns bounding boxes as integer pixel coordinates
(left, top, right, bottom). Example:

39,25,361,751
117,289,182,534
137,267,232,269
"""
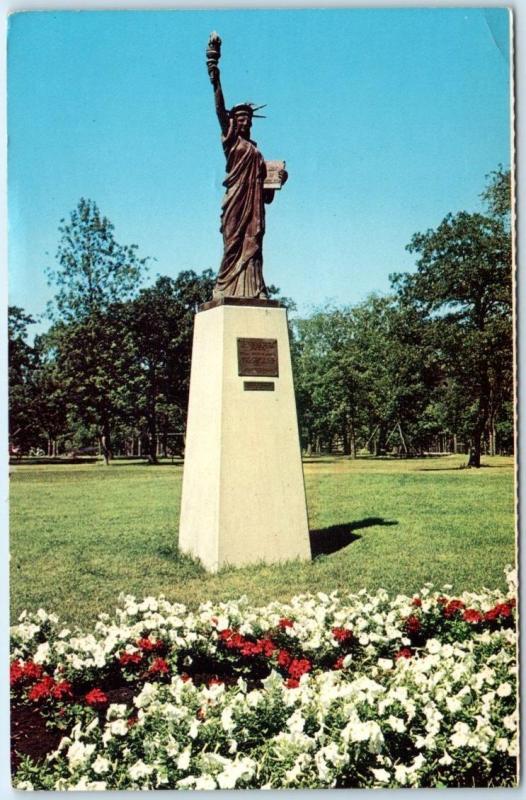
11,568,518,789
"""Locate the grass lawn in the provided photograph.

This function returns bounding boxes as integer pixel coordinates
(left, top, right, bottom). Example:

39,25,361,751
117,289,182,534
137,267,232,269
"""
10,454,515,628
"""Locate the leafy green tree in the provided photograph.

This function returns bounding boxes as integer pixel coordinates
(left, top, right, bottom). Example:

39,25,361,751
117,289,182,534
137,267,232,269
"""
50,306,139,464
47,198,148,321
394,198,512,466
128,270,215,463
46,199,149,463
8,307,39,453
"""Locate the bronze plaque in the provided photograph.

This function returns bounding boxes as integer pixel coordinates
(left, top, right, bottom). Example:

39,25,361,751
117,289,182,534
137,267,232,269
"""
237,338,279,377
244,381,275,392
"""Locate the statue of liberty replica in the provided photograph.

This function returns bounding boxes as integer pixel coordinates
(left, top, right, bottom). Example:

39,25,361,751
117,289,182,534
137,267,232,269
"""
206,32,287,299
178,34,310,573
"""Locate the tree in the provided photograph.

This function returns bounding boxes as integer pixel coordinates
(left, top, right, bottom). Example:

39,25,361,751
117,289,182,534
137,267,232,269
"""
480,165,511,224
47,198,148,322
394,197,512,466
51,306,139,464
8,307,39,453
46,199,149,463
128,270,215,463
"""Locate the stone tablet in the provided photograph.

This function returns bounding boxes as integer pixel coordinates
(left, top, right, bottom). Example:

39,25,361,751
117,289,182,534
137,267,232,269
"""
237,338,279,377
243,381,275,391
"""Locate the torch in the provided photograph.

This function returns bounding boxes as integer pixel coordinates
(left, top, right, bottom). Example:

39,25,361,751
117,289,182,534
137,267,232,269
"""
206,31,222,74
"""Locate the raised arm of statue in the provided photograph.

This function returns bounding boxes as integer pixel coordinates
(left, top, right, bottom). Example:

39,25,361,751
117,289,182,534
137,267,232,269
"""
206,33,229,136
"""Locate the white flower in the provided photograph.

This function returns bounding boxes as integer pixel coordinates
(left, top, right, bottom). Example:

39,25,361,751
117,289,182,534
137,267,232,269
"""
129,760,154,780
378,658,393,670
387,715,405,733
287,709,306,734
14,780,34,790
106,704,127,720
92,755,110,774
108,719,128,737
496,682,512,697
394,764,408,785
194,775,217,790
451,721,471,748
446,696,462,714
371,768,390,783
438,751,453,766
134,682,158,708
33,642,50,664
177,747,191,771
70,778,107,790
426,639,441,654
67,740,95,769
221,706,235,732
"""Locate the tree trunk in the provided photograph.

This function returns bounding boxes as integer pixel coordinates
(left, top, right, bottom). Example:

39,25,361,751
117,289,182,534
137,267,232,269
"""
489,417,496,456
375,424,386,457
350,418,356,459
99,422,113,466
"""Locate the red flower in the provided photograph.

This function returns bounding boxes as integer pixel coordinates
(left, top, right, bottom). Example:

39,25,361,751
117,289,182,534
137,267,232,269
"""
85,688,109,708
119,652,143,667
258,638,276,657
278,618,294,630
10,660,24,687
208,677,224,686
395,648,413,660
219,630,246,651
181,673,192,683
27,676,55,702
149,657,169,676
52,680,73,701
285,678,299,689
463,609,483,624
444,599,465,618
136,637,161,652
437,596,448,606
288,658,312,680
240,640,262,657
484,602,513,622
404,615,421,634
22,661,44,682
277,649,292,669
411,597,422,607
332,627,353,644
333,656,345,670
127,716,138,728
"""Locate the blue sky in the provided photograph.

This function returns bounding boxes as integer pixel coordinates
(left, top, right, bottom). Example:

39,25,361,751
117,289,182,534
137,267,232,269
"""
8,8,511,330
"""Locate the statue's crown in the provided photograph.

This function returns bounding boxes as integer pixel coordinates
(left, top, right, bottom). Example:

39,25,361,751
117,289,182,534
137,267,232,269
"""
230,103,267,119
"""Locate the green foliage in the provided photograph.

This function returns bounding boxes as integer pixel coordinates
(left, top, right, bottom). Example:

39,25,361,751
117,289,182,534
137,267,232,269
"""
393,205,512,466
8,307,39,452
47,198,149,322
127,271,215,462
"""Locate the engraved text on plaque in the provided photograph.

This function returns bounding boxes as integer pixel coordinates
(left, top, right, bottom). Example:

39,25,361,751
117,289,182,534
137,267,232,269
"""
237,338,279,377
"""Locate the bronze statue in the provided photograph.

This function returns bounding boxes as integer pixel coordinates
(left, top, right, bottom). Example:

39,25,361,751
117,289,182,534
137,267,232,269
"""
206,33,287,299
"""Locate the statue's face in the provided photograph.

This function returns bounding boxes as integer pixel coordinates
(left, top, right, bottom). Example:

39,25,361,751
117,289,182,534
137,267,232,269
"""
235,112,252,139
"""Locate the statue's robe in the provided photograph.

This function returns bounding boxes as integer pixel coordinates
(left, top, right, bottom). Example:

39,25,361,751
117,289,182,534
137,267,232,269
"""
214,130,268,298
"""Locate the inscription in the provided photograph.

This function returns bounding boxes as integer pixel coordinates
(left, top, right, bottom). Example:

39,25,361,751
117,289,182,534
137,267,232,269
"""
237,338,279,377
244,381,275,392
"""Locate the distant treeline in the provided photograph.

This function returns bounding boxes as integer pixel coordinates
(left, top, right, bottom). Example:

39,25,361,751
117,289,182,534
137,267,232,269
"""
9,168,513,468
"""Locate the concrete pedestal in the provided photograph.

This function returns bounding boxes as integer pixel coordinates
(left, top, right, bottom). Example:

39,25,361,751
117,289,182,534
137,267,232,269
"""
179,302,311,572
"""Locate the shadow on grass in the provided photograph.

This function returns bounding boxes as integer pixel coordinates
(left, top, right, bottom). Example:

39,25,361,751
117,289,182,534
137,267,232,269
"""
310,517,398,558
